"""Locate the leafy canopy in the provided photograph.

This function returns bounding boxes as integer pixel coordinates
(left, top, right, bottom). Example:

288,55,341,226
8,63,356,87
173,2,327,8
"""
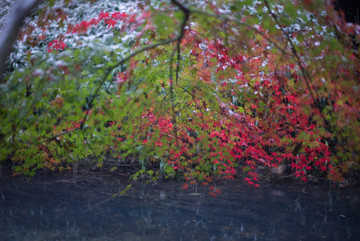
0,0,359,188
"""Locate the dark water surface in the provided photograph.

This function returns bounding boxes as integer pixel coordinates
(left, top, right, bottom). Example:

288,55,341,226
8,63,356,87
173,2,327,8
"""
0,174,359,241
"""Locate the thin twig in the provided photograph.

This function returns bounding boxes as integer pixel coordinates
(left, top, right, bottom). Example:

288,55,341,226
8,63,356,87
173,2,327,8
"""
263,0,316,98
81,128,95,155
175,82,204,114
189,8,287,54
41,126,89,144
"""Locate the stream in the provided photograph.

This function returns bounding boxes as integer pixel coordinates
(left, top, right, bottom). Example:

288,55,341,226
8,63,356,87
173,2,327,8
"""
0,173,359,241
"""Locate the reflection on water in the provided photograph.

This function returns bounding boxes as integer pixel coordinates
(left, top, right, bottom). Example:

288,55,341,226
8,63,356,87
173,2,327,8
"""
0,175,359,241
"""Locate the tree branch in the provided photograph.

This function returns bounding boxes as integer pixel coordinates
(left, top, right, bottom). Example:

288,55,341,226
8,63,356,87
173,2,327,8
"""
79,37,182,130
169,47,180,147
263,0,328,125
189,8,287,54
80,0,191,132
263,0,318,99
171,0,190,40
0,0,43,82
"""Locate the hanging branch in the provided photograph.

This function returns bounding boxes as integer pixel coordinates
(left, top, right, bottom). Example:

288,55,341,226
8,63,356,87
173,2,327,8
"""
262,0,332,159
31,0,192,146
171,0,189,84
171,0,190,40
263,0,329,127
168,0,190,147
176,40,181,84
76,1,191,140
79,37,182,130
32,2,191,145
169,47,180,147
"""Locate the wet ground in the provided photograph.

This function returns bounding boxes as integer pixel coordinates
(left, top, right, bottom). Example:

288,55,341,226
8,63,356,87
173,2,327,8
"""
0,172,359,241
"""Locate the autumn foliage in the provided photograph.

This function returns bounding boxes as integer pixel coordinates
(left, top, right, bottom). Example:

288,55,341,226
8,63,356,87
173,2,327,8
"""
0,0,359,188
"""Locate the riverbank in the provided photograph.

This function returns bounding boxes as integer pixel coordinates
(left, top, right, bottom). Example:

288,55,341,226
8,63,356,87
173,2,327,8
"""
2,159,360,190
1,169,360,241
